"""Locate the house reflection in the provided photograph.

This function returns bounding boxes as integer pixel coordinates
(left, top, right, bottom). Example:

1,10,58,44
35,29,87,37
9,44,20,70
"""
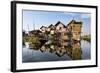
28,41,82,60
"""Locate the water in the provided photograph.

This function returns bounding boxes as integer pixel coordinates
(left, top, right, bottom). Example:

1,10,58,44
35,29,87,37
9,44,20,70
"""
22,40,91,63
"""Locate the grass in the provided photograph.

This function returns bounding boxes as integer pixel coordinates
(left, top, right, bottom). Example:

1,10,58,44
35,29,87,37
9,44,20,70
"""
23,34,41,44
81,35,91,42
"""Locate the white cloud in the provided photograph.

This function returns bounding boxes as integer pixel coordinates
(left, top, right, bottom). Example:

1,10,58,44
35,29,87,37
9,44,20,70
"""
63,12,91,19
63,12,78,17
81,14,91,19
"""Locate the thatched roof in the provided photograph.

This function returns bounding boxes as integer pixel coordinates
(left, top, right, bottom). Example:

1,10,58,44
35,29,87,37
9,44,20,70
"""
55,21,66,28
67,20,82,26
29,30,42,33
40,26,46,29
48,24,54,28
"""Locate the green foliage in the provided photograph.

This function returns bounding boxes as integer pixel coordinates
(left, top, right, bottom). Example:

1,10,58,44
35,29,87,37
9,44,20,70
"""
81,35,91,42
23,34,41,44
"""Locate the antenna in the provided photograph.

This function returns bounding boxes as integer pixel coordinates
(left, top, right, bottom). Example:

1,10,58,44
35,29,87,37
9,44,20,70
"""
73,17,74,20
27,24,29,31
80,14,82,22
33,17,35,30
27,24,29,34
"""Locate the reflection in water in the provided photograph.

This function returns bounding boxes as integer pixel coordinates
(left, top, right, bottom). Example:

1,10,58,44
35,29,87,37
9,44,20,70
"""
39,41,81,60
23,40,83,63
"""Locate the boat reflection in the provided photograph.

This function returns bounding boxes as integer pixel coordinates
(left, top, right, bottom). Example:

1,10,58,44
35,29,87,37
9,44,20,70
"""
28,40,82,60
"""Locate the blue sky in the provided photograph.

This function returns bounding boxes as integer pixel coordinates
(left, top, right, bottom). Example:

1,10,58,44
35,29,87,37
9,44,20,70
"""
23,10,91,35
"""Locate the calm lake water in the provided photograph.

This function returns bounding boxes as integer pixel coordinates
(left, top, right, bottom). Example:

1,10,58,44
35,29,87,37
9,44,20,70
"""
22,40,91,63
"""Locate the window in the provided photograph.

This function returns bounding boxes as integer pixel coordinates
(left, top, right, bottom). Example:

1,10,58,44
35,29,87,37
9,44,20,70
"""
59,27,62,30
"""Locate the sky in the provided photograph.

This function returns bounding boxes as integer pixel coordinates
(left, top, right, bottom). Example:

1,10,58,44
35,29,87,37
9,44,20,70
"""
23,10,91,35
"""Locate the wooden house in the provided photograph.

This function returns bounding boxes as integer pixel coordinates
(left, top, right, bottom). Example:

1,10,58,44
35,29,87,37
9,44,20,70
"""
40,26,47,33
55,21,70,41
55,21,66,33
48,24,55,35
67,20,82,41
48,24,55,30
